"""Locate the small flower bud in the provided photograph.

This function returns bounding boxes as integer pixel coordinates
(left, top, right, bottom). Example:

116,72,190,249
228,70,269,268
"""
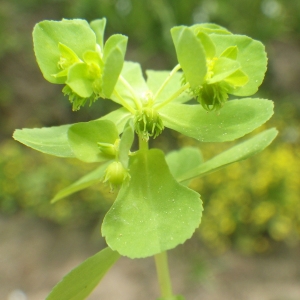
103,161,130,190
98,139,120,157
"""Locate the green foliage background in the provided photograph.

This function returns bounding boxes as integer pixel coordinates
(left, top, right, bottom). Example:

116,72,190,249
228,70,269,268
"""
1,0,300,254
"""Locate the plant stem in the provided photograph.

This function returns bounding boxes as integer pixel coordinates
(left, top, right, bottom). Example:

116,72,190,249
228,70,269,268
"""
139,134,149,151
154,82,190,110
113,90,136,114
154,251,174,299
153,64,181,102
119,75,142,110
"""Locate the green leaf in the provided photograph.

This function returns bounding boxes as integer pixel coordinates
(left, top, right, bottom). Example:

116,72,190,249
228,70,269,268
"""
102,34,128,97
191,23,232,35
66,63,94,97
102,149,202,258
224,69,249,88
68,120,119,163
46,247,120,300
171,26,207,89
178,128,278,182
146,70,192,104
210,34,267,96
220,46,238,60
196,31,216,58
13,125,74,157
159,98,274,142
90,18,107,50
118,120,134,168
112,61,149,107
208,57,241,84
99,107,132,134
33,19,96,84
165,147,203,185
51,162,110,203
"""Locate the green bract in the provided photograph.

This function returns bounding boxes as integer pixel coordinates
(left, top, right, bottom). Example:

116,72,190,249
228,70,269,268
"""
33,18,128,110
171,24,267,111
14,18,277,300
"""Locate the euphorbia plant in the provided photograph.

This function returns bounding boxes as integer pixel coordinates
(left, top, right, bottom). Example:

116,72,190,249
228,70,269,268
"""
13,18,277,299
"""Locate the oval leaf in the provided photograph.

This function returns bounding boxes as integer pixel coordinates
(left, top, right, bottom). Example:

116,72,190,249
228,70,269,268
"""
46,247,120,300
68,120,119,162
102,149,203,258
159,98,274,142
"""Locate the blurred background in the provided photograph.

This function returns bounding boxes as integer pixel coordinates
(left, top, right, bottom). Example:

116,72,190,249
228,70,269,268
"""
1,0,300,299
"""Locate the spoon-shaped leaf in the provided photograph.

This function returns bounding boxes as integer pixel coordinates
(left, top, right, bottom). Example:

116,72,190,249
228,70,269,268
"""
159,98,274,142
102,149,203,258
46,247,120,300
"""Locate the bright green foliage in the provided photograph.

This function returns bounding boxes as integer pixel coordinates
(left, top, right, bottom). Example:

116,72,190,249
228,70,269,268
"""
46,247,120,300
68,120,119,163
13,125,74,158
102,149,202,258
14,17,276,300
159,99,274,142
170,24,267,111
177,128,278,182
165,147,203,186
171,26,207,90
33,18,128,110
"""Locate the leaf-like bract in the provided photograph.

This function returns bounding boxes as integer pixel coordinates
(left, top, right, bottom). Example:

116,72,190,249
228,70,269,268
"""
210,34,267,96
102,149,202,258
171,26,207,90
159,98,274,142
33,19,96,84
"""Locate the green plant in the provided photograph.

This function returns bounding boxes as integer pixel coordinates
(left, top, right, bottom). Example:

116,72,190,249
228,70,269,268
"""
13,18,277,299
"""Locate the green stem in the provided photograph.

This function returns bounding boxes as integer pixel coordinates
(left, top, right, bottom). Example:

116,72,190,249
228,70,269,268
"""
154,82,190,110
119,75,142,110
139,134,149,151
154,251,174,299
113,90,136,114
153,64,181,102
